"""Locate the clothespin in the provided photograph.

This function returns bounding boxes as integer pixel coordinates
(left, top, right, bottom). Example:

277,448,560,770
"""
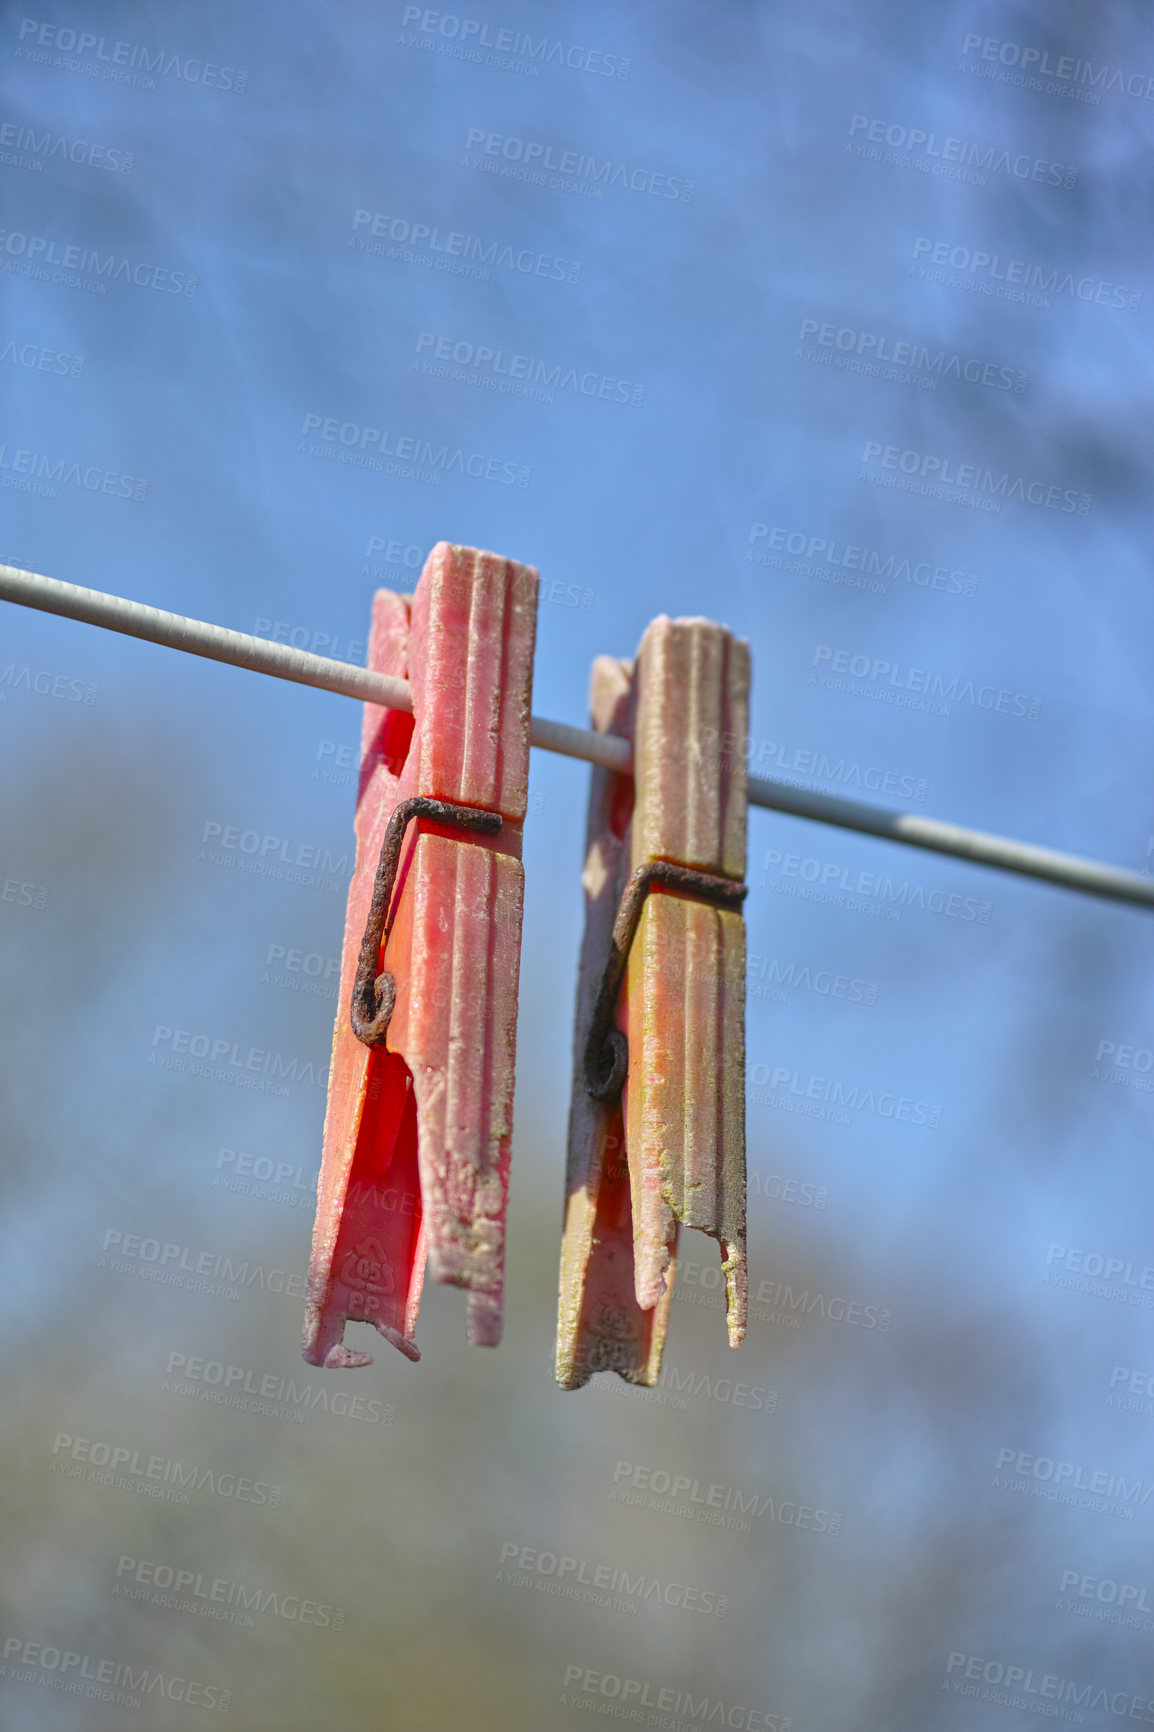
556,616,750,1388
304,543,538,1366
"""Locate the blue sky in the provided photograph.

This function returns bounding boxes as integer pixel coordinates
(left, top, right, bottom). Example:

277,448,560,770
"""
4,3,1154,1727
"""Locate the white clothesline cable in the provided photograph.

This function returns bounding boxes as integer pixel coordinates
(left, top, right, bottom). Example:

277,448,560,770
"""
3,562,1153,912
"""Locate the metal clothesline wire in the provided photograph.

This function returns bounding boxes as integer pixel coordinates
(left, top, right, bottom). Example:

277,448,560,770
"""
3,561,1153,913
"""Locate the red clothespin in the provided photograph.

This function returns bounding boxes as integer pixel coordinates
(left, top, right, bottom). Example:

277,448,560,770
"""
304,543,538,1366
556,616,750,1388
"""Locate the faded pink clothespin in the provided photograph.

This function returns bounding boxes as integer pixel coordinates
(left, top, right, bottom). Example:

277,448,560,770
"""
304,542,538,1366
556,616,750,1388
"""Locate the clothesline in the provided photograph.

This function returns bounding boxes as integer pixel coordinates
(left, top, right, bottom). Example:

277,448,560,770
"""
2,561,1152,913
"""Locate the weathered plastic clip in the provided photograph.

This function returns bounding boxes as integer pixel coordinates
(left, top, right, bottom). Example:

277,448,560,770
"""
305,543,538,1369
557,615,750,1390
